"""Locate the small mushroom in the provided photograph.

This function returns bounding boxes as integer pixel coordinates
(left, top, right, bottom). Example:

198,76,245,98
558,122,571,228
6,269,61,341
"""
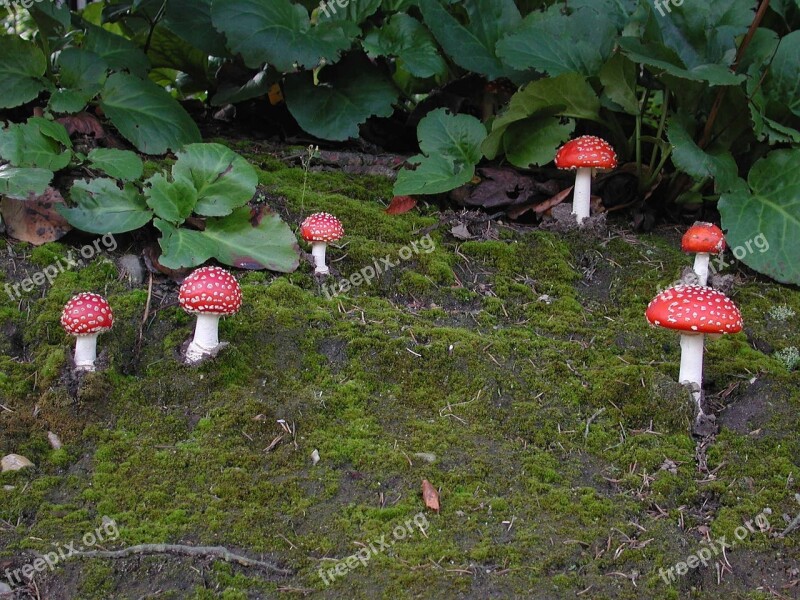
179,266,242,364
300,212,344,275
554,135,617,224
682,222,726,286
60,292,114,372
646,285,743,412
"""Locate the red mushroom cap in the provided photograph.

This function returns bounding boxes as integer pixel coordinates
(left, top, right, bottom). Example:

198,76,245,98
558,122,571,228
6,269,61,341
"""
300,212,344,243
61,293,113,336
555,135,617,170
179,266,242,316
682,222,726,254
645,285,743,335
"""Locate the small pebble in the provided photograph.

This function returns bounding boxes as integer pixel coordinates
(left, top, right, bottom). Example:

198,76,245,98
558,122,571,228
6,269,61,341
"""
311,449,320,465
48,431,62,450
1,454,34,472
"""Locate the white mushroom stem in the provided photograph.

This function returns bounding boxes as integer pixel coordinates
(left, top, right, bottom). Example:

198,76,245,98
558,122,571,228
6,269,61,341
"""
679,333,705,412
693,252,711,286
571,167,593,224
186,314,221,363
73,334,99,371
311,242,329,275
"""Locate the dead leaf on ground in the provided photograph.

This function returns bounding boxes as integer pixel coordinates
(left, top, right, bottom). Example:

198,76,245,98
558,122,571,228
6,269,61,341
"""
422,479,440,512
456,167,559,211
385,195,417,215
450,223,473,240
0,187,72,245
57,112,105,138
507,186,573,220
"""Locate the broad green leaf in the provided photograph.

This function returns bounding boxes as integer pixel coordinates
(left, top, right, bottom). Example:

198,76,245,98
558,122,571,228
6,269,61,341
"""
284,53,398,141
59,178,153,234
49,48,109,114
321,0,381,24
362,14,447,79
497,5,617,77
171,143,258,217
87,148,144,182
155,208,300,271
568,0,637,29
211,0,355,72
100,73,201,155
163,0,229,56
0,165,53,200
211,68,275,106
759,30,800,118
0,37,47,109
718,149,800,285
83,25,151,78
667,114,737,193
503,116,574,168
137,27,209,89
618,0,754,85
418,0,522,81
599,52,639,115
144,173,197,223
394,108,486,195
0,119,72,171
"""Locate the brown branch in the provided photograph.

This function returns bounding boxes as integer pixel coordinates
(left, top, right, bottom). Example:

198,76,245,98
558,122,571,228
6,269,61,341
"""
72,543,292,575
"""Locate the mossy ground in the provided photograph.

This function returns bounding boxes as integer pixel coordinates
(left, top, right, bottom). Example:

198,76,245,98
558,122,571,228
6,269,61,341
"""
1,142,799,599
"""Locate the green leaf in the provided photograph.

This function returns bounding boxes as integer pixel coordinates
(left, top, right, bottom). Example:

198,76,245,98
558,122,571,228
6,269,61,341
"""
0,36,47,109
599,52,639,114
362,14,447,79
49,48,109,114
497,5,618,77
87,148,144,182
418,0,522,81
137,26,209,90
59,178,153,234
667,114,738,193
144,173,197,223
321,0,382,25
284,53,398,141
83,25,151,78
211,68,275,106
211,0,355,72
155,208,301,271
163,0,229,56
0,165,53,200
718,149,800,285
0,119,72,171
172,143,258,217
100,72,201,155
394,108,486,195
503,116,575,168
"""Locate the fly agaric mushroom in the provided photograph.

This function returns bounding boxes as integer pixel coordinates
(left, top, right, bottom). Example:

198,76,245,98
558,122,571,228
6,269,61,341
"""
61,292,113,371
300,212,344,275
646,284,743,411
554,135,617,224
178,266,242,364
682,222,726,286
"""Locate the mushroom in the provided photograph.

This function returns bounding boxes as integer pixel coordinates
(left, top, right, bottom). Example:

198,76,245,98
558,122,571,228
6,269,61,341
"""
681,222,726,286
646,284,743,412
554,135,617,224
300,212,344,275
179,266,242,364
60,292,114,371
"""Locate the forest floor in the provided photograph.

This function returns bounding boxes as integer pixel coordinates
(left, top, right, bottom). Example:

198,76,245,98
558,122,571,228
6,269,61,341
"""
1,140,800,599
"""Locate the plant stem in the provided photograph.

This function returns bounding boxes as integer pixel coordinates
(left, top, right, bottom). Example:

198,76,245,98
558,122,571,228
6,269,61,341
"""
648,87,670,174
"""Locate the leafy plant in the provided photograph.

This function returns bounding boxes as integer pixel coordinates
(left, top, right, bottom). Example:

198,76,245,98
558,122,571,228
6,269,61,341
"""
56,143,300,272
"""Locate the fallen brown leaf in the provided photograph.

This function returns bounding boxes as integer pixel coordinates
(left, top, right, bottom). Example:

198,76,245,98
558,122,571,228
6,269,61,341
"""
385,195,417,215
507,186,573,220
57,112,105,138
422,479,440,512
0,187,72,245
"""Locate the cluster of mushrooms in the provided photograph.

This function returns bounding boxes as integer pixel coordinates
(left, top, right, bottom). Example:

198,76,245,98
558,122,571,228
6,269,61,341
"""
60,212,344,369
645,223,743,418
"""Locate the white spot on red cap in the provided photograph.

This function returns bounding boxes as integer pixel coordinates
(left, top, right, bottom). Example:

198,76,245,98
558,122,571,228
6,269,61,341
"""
179,266,242,316
61,293,114,335
300,212,344,243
